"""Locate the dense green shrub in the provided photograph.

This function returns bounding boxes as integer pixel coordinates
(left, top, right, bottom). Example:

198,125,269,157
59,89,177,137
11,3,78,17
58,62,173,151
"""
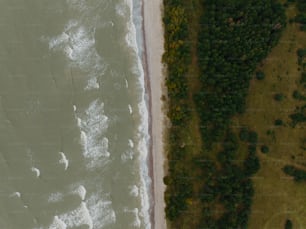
283,165,306,181
248,131,258,144
195,0,286,145
285,219,293,229
239,128,250,142
300,24,306,31
261,145,270,154
295,14,306,24
248,144,257,154
297,48,306,58
293,90,306,100
274,93,285,101
256,71,265,80
289,112,306,126
274,119,284,126
244,153,260,176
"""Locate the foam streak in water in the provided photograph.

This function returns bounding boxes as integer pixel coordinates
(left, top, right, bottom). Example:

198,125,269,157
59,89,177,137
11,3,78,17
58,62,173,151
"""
86,193,116,228
77,99,110,169
59,152,69,171
58,202,93,229
44,9,106,90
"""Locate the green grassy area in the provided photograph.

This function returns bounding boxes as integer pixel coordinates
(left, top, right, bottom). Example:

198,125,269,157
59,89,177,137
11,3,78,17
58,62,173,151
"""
232,3,306,228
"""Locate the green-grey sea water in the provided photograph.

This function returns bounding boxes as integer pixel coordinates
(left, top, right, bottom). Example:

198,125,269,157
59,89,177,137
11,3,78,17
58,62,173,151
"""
0,0,150,228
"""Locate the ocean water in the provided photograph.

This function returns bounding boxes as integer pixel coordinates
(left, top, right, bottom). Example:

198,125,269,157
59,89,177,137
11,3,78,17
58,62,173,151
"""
0,0,151,228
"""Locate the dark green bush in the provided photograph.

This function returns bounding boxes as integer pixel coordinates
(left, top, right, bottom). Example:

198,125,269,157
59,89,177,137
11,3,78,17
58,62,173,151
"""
285,219,293,229
297,48,306,58
256,71,265,80
293,90,306,100
274,119,284,126
283,165,306,182
274,93,285,101
244,153,260,176
261,145,270,154
248,131,258,144
239,128,249,142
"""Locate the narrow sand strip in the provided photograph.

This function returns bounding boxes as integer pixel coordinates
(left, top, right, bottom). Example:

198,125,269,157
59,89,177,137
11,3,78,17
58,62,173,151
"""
143,0,166,228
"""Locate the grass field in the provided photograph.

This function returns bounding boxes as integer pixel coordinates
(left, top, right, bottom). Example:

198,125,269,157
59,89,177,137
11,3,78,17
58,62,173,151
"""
231,4,306,228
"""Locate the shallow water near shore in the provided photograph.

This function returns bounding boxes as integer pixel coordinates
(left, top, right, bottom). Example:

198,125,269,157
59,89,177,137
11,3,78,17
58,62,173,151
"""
0,0,150,228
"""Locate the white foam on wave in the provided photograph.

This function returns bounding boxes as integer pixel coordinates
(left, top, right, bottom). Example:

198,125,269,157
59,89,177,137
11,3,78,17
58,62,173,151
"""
48,192,64,203
73,105,77,112
59,152,69,171
128,185,139,197
128,139,134,148
10,192,21,198
66,0,87,12
86,193,116,228
77,117,82,127
44,13,106,91
77,100,110,169
72,185,87,201
123,207,141,228
58,202,93,229
121,149,134,162
115,2,128,17
50,21,101,69
48,216,67,229
128,104,133,114
31,167,40,178
85,77,99,90
125,0,151,228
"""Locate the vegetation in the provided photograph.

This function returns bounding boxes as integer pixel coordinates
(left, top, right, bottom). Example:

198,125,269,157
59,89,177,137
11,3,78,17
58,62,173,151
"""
274,119,284,126
261,145,270,154
239,127,250,142
274,93,285,101
289,41,306,127
294,0,306,31
283,165,306,182
285,219,293,229
292,90,306,100
196,0,285,144
234,1,306,227
163,0,286,228
256,71,265,80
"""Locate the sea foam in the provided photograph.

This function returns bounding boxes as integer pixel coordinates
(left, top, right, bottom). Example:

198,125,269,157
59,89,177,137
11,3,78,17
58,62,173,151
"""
48,192,64,203
59,152,69,171
128,139,134,148
123,207,141,228
48,216,67,229
58,202,93,229
77,100,110,169
10,192,21,198
73,185,87,201
128,104,133,114
128,185,139,197
86,193,116,228
31,167,40,178
125,0,151,228
45,13,106,91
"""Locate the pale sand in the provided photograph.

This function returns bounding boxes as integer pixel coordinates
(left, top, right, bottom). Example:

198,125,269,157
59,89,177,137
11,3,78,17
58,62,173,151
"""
143,0,167,228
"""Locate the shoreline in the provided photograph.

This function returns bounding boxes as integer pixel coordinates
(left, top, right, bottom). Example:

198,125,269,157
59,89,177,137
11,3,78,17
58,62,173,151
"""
141,0,167,228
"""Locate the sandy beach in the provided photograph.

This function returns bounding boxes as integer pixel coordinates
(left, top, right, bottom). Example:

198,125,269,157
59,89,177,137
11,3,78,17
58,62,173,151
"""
142,0,166,228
